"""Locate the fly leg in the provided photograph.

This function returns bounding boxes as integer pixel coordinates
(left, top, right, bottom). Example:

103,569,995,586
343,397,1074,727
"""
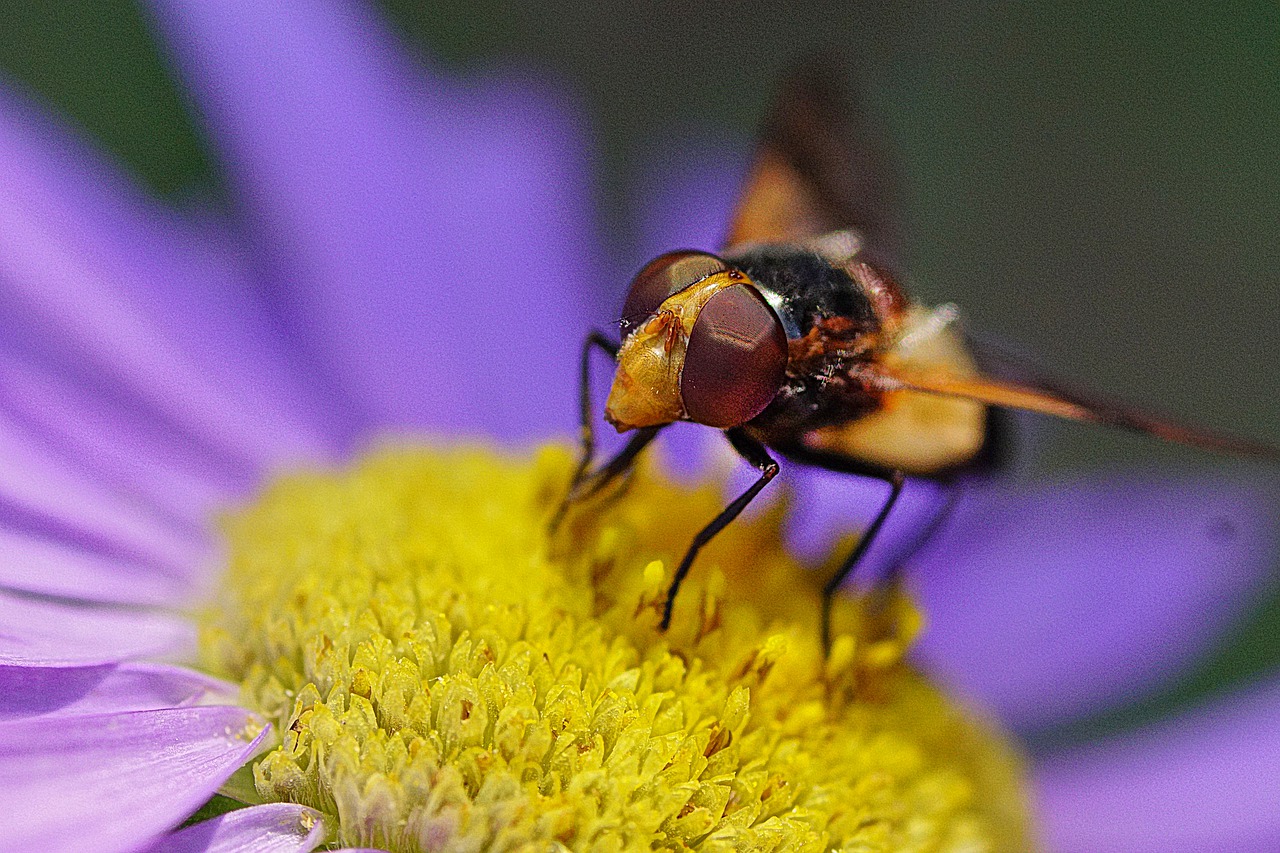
567,331,618,492
660,429,779,630
772,443,913,653
569,426,661,505
820,470,905,653
549,330,620,533
877,486,962,594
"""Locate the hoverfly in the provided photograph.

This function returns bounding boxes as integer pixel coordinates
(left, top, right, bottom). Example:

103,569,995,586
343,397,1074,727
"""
555,56,1278,650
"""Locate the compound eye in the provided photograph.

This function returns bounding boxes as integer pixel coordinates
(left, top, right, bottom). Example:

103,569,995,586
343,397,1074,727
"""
681,284,788,428
620,250,729,337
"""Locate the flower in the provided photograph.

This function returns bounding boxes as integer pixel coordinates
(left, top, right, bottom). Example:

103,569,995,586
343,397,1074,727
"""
1,2,1277,851
206,444,1032,851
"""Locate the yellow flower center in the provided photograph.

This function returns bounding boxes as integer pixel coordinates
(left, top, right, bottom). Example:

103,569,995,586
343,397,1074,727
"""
199,444,1033,851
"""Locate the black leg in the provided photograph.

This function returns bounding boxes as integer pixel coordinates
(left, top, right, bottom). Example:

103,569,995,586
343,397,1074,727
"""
572,425,661,503
773,441,899,484
878,486,961,591
549,330,619,532
660,428,779,630
821,469,905,652
568,331,619,489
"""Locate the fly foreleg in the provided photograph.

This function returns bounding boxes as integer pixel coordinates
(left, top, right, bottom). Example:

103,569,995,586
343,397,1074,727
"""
550,331,662,531
660,429,779,630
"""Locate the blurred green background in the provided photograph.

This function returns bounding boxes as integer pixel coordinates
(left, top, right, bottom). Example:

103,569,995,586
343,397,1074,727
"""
2,1,1276,749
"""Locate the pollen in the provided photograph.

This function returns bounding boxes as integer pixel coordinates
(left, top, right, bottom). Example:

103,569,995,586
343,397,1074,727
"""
199,444,1033,851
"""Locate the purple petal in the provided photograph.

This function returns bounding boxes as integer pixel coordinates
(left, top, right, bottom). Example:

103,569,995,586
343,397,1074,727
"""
0,526,191,606
0,662,235,721
632,135,749,260
911,475,1277,731
1035,676,1280,853
0,590,194,667
0,706,267,853
0,413,210,579
0,81,341,479
149,0,601,442
0,353,242,533
142,804,326,853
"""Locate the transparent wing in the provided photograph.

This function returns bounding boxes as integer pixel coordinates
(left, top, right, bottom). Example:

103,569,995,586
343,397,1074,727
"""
865,360,1280,460
723,52,904,270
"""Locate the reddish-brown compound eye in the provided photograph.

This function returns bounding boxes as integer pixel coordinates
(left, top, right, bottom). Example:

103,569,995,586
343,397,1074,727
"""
681,284,788,428
620,250,729,336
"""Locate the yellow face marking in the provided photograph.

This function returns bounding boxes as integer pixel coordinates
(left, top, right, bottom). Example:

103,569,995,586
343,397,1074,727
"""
605,270,749,431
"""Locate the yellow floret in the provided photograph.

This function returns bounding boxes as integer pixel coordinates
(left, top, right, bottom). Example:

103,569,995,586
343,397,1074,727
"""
200,444,1033,852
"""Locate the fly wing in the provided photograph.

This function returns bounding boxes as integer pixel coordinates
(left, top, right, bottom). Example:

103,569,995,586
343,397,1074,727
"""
723,53,905,270
862,360,1280,460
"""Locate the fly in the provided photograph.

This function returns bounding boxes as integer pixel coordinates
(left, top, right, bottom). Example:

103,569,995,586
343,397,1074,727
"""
553,55,1279,650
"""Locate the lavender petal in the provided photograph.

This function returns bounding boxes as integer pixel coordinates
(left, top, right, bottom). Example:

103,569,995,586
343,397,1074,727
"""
0,706,267,852
0,590,194,667
632,135,749,260
911,474,1277,732
1036,676,1280,853
0,81,339,480
0,414,211,579
149,0,601,442
782,465,957,572
0,354,244,532
141,804,326,853
0,662,235,721
0,526,191,606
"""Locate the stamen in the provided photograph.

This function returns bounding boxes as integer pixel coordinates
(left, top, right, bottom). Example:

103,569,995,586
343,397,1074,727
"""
199,445,1032,851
